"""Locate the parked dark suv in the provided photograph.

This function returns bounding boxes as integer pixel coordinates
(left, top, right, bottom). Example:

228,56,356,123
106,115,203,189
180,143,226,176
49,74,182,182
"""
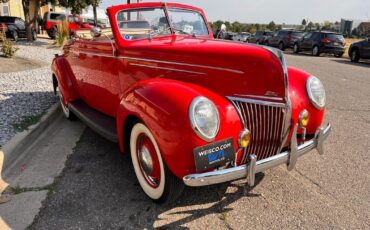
293,31,345,57
348,38,370,62
0,16,37,41
248,30,273,44
266,30,304,50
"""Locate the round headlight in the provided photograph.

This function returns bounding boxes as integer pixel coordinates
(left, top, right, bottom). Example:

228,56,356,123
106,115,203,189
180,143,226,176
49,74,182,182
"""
189,96,220,142
306,76,326,109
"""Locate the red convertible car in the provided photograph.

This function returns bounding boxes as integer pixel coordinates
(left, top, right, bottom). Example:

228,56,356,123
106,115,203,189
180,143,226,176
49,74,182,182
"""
52,2,331,203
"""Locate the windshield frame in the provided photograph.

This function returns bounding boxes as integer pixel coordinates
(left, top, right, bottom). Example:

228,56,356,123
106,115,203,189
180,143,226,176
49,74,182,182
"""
166,7,210,37
113,4,212,43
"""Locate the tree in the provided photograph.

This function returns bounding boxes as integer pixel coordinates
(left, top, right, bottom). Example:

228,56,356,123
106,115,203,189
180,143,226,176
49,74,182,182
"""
307,21,314,31
232,21,241,32
302,19,307,26
267,21,276,31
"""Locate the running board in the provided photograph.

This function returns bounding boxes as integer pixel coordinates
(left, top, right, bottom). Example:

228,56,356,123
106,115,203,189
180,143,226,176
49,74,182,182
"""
69,101,118,143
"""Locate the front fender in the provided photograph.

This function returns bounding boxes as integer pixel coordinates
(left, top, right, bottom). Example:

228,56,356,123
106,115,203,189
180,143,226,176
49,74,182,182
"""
116,78,241,179
51,56,79,104
288,67,325,135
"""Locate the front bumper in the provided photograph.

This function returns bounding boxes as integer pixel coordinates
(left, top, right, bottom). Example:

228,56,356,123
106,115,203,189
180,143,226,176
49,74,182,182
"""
183,123,331,187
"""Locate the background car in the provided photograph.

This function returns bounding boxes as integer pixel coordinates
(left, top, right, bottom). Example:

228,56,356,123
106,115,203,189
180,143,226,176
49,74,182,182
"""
0,16,37,41
266,30,304,50
247,30,273,44
348,37,370,62
237,32,251,42
293,31,345,57
42,12,92,39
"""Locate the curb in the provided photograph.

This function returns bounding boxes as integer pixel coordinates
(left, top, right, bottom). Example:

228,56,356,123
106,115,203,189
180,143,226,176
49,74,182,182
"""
1,103,61,173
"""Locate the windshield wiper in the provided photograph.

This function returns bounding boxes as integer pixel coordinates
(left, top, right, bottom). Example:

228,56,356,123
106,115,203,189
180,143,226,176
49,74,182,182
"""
172,28,196,37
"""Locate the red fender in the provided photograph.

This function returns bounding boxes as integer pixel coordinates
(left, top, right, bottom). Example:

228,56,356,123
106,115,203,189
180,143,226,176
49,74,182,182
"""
116,78,242,179
51,56,80,104
288,67,325,135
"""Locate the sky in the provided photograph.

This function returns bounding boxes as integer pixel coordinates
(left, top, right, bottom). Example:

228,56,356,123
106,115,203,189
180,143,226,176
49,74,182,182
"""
101,0,370,24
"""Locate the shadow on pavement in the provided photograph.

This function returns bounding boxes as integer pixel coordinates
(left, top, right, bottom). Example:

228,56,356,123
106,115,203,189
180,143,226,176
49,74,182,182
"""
331,59,370,67
29,127,264,229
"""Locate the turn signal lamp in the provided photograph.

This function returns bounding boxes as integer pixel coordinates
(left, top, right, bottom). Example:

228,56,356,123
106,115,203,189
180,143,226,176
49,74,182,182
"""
299,110,310,127
238,129,252,148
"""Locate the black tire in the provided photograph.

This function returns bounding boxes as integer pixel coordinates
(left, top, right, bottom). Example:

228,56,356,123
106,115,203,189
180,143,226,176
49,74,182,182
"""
350,49,360,62
312,45,320,56
334,52,344,58
278,42,285,51
293,43,300,54
48,26,57,39
130,123,184,204
12,31,18,42
32,30,37,41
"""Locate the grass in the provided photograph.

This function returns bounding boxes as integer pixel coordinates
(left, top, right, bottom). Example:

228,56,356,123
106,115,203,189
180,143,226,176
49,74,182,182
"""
12,112,45,132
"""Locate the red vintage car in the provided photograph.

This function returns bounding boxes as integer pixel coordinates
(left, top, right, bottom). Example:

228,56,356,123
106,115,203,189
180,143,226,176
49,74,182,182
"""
52,2,331,203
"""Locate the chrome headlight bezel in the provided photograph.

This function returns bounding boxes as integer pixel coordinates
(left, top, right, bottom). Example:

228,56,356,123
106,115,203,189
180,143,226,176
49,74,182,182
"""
306,76,326,110
189,96,220,142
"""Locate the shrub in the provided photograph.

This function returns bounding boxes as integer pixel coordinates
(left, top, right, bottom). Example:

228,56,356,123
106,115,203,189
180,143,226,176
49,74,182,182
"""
55,20,70,46
1,38,19,58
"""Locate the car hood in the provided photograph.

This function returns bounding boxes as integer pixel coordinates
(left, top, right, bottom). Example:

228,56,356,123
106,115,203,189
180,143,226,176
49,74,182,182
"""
122,36,287,101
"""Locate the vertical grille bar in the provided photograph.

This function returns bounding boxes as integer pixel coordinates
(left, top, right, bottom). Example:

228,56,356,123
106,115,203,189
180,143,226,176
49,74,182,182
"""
229,97,286,163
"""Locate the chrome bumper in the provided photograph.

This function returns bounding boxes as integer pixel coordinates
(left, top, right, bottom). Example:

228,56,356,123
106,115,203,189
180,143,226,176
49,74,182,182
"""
183,123,332,187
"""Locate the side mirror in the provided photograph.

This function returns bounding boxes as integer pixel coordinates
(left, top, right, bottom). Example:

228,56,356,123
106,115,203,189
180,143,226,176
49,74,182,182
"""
90,27,102,38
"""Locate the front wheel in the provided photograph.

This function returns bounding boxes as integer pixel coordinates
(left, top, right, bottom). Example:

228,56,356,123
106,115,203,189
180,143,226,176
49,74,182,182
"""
350,49,360,62
130,123,184,204
293,44,300,53
12,31,18,42
278,42,285,51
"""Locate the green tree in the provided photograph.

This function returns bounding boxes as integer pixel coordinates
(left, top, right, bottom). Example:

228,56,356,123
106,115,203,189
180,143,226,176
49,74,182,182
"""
267,21,276,31
322,21,333,30
307,21,314,31
302,19,307,26
232,21,241,32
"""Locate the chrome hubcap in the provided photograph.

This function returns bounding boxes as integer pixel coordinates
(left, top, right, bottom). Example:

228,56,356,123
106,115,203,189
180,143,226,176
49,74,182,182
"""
138,146,153,175
352,51,356,60
136,134,161,188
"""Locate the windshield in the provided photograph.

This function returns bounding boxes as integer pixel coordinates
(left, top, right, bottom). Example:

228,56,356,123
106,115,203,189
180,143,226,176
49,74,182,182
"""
167,8,208,36
326,33,344,40
116,8,171,40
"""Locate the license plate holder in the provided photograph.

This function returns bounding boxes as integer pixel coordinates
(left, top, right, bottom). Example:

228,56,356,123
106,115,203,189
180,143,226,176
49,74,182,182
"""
193,138,235,172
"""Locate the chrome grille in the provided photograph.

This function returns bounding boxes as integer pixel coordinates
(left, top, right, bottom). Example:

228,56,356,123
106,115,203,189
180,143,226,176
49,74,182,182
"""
229,97,286,163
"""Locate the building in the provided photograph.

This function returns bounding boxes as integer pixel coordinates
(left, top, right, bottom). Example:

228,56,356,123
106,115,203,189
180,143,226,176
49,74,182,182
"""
0,0,24,19
357,22,370,36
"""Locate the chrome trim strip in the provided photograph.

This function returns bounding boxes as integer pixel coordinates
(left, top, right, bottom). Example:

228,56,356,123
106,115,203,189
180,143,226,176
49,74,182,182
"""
129,63,206,75
227,96,286,107
70,50,244,74
183,123,331,187
121,56,245,74
234,94,284,101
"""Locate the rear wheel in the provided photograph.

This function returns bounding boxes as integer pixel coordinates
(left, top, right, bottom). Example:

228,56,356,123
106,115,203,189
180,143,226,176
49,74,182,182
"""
350,49,360,62
56,87,75,120
278,42,285,51
312,45,320,56
130,123,184,204
293,44,300,53
48,26,57,39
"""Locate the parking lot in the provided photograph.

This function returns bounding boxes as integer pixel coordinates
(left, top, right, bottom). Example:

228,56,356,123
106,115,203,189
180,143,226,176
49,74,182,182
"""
23,52,370,229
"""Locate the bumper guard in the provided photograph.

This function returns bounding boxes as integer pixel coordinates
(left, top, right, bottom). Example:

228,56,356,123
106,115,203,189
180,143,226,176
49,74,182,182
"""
183,123,331,187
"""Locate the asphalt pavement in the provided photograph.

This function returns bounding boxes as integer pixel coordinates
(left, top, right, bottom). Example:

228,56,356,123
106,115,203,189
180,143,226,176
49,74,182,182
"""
29,53,370,229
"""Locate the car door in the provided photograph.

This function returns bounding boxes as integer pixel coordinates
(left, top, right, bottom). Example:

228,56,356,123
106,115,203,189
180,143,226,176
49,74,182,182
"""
72,35,121,117
300,32,313,50
269,32,279,46
363,38,370,58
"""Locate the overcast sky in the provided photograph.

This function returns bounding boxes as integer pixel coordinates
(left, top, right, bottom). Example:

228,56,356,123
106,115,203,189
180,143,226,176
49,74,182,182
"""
101,0,370,24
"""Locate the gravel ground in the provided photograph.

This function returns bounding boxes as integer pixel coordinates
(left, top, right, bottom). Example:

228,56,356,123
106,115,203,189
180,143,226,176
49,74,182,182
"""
0,38,59,146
